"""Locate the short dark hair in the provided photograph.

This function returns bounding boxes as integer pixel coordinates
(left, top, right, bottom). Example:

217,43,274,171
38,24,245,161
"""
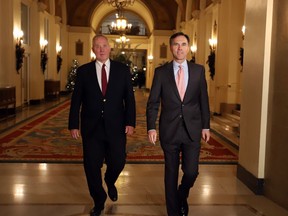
169,32,190,45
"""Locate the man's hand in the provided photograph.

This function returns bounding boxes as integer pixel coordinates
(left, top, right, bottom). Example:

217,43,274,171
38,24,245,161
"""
202,129,210,142
148,130,157,145
70,129,80,139
125,126,134,136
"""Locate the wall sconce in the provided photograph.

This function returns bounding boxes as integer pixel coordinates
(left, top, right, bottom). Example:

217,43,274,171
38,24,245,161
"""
206,38,217,80
208,38,217,51
148,55,153,64
241,25,246,40
239,25,245,69
14,29,25,73
190,45,197,63
40,39,48,73
56,45,62,73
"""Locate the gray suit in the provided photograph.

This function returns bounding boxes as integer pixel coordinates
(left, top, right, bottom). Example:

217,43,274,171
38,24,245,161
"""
146,60,210,215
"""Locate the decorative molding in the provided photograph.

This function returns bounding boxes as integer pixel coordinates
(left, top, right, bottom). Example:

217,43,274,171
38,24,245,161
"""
179,21,186,30
21,0,34,6
191,10,200,19
37,2,47,12
29,99,43,105
67,26,94,33
55,16,62,25
212,0,222,4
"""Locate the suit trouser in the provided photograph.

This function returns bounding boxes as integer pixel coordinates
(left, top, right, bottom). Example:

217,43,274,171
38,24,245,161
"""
161,121,201,216
82,120,126,209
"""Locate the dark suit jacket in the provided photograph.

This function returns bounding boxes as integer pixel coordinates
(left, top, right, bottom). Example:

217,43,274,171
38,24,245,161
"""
146,61,210,143
68,60,136,140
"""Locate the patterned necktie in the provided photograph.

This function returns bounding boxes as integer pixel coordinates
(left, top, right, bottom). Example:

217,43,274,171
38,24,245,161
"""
176,65,185,101
101,64,107,96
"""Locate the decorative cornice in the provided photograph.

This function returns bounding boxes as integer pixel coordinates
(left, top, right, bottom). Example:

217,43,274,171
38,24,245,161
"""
191,10,200,19
55,16,62,25
37,2,47,12
212,0,222,4
179,21,186,30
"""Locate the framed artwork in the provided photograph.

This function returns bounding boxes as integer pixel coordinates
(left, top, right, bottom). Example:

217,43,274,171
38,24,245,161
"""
160,43,167,59
76,39,83,56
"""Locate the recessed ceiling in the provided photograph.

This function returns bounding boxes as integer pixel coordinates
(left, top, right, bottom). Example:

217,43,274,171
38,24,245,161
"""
65,0,178,30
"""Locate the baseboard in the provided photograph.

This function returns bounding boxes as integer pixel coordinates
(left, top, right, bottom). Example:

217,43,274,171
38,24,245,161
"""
60,90,71,96
237,164,264,195
29,99,43,105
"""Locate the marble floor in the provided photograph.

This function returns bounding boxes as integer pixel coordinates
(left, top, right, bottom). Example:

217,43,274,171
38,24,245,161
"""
0,89,288,216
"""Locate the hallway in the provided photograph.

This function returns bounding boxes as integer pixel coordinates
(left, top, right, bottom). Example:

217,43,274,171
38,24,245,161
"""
0,90,287,216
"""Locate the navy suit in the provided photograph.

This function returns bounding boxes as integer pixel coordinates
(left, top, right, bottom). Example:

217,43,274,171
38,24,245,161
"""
69,59,136,209
146,61,210,215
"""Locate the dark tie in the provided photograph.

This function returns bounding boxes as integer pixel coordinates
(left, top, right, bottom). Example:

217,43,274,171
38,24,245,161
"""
101,64,107,96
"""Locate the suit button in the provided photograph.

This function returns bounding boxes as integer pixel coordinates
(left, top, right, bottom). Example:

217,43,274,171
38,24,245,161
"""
103,99,106,102
179,115,182,118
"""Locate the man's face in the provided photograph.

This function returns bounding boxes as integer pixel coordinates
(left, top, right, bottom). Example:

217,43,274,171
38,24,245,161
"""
170,35,189,63
92,36,111,63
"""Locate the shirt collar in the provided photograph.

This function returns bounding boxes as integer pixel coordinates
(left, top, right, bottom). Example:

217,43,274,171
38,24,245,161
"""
173,60,187,71
96,59,110,67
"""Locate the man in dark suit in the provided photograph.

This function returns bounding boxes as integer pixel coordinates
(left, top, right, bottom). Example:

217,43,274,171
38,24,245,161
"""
146,32,210,216
68,35,136,216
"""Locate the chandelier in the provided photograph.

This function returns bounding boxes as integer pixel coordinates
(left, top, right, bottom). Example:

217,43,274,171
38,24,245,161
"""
109,15,132,35
105,0,135,9
115,35,130,49
107,0,133,35
116,35,130,43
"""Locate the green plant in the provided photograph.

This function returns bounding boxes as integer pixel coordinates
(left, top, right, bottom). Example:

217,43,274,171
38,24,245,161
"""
16,41,25,72
41,50,48,73
57,54,62,73
206,50,215,80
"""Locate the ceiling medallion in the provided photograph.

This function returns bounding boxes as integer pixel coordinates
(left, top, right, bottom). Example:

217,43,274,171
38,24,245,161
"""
105,0,135,9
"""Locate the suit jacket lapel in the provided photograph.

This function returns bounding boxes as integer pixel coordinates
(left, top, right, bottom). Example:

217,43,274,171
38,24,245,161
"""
105,60,116,97
185,62,195,100
186,62,193,91
91,61,102,95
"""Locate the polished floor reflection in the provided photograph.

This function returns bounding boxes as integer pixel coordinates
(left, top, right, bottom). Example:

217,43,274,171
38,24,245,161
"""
0,164,288,216
0,90,288,216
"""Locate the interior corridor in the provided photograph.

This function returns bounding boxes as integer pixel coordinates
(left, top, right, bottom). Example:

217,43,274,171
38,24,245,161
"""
0,89,287,216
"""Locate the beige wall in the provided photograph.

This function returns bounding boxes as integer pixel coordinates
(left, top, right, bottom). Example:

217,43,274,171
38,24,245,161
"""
264,0,288,209
0,0,22,106
145,30,173,89
239,0,288,209
239,0,268,178
67,27,94,67
0,0,69,103
29,1,44,101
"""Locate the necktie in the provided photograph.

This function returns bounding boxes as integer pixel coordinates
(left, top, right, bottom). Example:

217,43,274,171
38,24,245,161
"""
176,65,185,101
101,64,107,96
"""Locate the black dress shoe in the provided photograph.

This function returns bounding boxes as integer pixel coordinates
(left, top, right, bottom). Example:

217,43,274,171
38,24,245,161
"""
179,199,188,216
90,206,104,216
107,184,118,201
